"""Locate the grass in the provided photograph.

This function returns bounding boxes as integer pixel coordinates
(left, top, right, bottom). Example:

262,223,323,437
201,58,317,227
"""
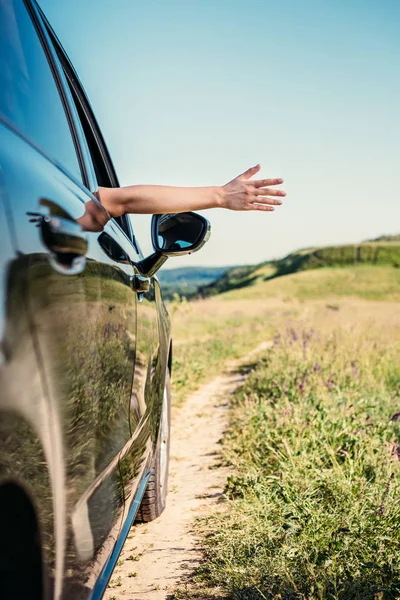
200,239,400,298
169,296,292,404
170,265,400,599
170,266,400,404
220,266,400,302
191,302,400,599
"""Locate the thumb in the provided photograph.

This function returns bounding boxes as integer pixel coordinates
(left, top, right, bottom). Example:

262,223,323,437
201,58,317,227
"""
238,164,261,180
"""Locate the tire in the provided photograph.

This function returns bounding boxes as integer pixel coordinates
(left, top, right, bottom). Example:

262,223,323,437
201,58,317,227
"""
136,370,171,522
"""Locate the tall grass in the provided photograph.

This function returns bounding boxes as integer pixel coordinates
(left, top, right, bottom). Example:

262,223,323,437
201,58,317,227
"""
170,297,286,403
196,303,400,599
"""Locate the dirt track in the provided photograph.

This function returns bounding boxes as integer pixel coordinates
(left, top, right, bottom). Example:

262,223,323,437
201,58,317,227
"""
105,342,271,600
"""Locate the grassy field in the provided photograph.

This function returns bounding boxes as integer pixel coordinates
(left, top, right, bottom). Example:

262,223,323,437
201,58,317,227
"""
170,295,288,404
171,265,400,403
170,264,400,599
200,239,400,298
218,265,400,303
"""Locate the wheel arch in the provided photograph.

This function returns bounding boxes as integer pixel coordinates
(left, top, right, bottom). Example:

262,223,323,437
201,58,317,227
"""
0,409,58,600
0,479,48,600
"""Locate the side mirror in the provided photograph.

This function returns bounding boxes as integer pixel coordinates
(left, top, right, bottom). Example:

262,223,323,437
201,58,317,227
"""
98,231,130,264
151,212,210,256
137,212,211,278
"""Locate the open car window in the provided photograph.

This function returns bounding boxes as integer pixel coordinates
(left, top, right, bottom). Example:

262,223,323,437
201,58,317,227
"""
39,10,138,250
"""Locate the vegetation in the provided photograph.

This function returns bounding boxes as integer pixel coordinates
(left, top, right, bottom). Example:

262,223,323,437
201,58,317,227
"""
200,240,400,298
170,246,400,599
368,234,400,243
170,295,281,404
194,301,400,599
171,264,400,404
158,266,232,299
219,266,400,303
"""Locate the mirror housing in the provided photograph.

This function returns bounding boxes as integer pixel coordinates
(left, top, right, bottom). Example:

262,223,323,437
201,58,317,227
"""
137,212,211,277
152,212,211,256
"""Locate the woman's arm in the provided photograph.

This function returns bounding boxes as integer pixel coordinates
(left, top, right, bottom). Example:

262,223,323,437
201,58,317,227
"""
98,165,286,218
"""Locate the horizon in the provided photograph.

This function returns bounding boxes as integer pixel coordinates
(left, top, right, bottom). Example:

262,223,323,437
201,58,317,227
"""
41,0,400,267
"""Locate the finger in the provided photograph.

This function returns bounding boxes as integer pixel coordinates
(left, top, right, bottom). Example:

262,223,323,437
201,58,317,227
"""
251,197,284,206
255,187,286,197
252,204,275,212
239,164,261,180
253,178,284,188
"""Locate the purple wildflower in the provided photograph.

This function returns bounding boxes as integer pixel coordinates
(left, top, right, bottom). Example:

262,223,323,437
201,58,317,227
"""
390,412,400,422
390,445,400,461
377,473,395,516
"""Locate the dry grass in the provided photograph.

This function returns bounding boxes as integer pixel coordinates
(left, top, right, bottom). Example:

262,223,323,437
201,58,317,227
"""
193,301,400,599
170,267,400,599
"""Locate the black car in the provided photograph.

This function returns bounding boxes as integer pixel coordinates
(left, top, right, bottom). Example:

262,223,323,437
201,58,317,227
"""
0,1,210,599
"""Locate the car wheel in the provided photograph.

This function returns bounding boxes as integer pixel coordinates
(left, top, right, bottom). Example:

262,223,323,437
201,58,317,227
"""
137,370,171,522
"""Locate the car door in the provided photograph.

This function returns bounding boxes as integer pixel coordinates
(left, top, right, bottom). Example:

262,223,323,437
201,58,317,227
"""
40,4,171,523
0,0,140,597
41,0,161,522
36,1,171,592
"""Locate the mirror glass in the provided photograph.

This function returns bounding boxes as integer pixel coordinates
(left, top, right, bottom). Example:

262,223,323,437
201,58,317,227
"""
156,213,205,252
98,232,129,264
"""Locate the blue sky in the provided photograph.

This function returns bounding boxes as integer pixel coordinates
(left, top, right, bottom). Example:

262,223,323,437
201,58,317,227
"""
41,0,400,267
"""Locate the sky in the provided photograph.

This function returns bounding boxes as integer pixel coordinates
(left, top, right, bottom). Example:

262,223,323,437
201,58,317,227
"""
41,0,400,268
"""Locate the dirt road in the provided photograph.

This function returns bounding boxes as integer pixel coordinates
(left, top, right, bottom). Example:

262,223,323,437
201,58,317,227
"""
105,343,271,600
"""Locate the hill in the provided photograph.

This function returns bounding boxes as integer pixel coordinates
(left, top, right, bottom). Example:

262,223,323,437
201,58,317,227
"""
199,238,400,298
367,233,400,242
217,265,400,302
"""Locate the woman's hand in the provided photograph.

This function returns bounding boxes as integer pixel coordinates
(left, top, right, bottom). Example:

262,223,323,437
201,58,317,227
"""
98,164,286,217
221,164,285,212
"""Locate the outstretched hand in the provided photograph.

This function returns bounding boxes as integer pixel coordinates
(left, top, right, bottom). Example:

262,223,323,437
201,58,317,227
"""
222,164,285,212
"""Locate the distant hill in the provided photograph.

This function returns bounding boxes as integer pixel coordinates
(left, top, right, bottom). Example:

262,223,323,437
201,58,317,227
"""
367,234,400,242
205,265,400,303
200,236,400,298
157,266,233,299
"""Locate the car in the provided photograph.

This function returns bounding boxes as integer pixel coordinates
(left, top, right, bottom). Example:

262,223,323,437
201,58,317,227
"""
0,1,210,599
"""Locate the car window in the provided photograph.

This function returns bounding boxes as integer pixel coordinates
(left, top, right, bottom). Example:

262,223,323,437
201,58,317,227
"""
63,69,138,247
0,0,82,182
44,27,140,251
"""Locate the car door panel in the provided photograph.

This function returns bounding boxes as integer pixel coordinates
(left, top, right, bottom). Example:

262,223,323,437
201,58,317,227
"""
0,165,61,600
0,122,140,597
